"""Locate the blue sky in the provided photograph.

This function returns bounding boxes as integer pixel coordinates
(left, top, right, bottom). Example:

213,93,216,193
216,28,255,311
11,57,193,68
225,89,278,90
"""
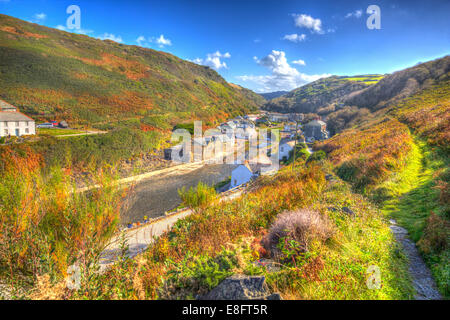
1,0,449,92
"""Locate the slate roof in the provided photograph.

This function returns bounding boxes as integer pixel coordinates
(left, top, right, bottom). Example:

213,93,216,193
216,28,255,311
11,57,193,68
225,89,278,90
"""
0,99,17,111
0,111,34,122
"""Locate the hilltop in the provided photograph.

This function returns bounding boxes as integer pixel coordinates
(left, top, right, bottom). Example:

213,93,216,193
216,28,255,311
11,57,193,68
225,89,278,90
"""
0,14,262,129
263,75,383,114
259,91,289,101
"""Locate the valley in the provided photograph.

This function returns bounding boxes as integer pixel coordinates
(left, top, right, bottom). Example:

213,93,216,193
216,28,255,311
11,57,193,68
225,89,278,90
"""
0,11,448,302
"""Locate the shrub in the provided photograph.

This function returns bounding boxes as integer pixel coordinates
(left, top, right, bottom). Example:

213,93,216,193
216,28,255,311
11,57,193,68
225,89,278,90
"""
418,212,450,255
306,150,326,164
178,181,217,213
0,146,123,290
263,209,334,260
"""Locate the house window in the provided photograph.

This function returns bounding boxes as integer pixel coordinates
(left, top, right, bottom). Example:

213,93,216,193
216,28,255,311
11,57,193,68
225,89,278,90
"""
25,128,29,134
4,129,8,135
281,147,284,152
15,121,19,127
234,179,237,186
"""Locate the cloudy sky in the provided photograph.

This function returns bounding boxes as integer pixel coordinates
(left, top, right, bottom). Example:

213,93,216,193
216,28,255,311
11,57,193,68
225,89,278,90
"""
1,0,449,93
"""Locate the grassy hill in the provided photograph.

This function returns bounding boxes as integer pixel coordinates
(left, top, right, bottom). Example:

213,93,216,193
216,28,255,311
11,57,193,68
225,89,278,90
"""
316,59,450,295
0,14,262,129
344,56,450,111
263,75,383,114
260,91,289,101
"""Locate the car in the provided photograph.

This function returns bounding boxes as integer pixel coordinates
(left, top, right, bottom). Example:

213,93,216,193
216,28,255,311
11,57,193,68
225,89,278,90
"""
37,123,54,128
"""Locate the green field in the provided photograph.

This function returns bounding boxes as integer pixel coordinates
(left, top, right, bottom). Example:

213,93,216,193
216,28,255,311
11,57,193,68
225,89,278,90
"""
37,128,84,136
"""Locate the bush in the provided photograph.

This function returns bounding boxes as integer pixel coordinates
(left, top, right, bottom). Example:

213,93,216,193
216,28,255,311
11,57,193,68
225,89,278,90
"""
178,181,217,213
0,146,123,291
263,209,334,260
418,212,449,255
306,150,326,164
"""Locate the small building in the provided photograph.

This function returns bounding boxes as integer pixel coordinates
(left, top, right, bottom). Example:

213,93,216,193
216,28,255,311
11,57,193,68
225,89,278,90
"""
164,144,184,161
231,162,255,188
279,139,296,161
288,113,304,122
283,123,297,132
0,100,35,137
267,113,289,122
303,120,329,142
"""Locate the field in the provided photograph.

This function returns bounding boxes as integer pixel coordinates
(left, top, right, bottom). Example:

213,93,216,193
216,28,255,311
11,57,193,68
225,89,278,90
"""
37,128,85,136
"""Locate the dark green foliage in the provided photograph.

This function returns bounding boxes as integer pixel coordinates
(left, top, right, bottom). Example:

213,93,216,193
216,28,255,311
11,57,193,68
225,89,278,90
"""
307,150,327,164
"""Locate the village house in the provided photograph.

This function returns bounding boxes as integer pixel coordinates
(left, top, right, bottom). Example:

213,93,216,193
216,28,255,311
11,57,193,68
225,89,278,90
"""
288,113,304,122
230,156,274,189
267,113,290,123
279,139,296,161
244,114,259,122
164,144,185,161
230,162,254,188
0,100,36,137
303,120,329,142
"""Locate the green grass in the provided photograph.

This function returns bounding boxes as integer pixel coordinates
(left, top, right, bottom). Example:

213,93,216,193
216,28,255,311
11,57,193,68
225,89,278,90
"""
377,137,449,297
343,75,384,84
37,128,84,136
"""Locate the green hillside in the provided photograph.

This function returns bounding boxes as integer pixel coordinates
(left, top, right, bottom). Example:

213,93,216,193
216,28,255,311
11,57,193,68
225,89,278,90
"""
263,75,382,114
0,14,262,129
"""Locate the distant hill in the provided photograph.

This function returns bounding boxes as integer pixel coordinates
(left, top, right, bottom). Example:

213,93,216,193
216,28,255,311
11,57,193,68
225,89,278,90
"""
0,14,263,129
260,91,289,101
263,75,383,114
344,56,450,110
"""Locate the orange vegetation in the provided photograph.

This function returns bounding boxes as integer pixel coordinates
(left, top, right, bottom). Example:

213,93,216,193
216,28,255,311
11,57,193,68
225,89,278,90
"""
77,53,149,80
316,119,413,189
1,26,48,39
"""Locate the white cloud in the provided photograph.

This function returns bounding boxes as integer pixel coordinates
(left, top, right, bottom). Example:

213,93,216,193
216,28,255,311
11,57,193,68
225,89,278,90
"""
98,33,123,43
192,51,231,70
292,59,306,66
237,50,329,92
134,34,173,48
253,38,261,43
55,25,93,35
34,13,46,21
345,10,363,18
293,14,323,34
136,35,146,46
155,34,172,47
283,33,306,43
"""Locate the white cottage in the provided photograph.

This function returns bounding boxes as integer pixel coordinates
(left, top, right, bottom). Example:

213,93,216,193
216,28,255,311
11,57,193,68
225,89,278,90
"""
231,162,254,188
0,100,35,137
279,140,296,161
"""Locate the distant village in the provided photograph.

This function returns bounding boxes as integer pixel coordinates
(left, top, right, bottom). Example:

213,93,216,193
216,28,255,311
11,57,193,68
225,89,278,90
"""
0,98,331,191
0,99,70,142
164,111,331,191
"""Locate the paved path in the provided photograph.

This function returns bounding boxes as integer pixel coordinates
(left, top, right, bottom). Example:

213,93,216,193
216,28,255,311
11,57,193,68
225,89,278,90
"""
390,219,442,300
99,188,245,272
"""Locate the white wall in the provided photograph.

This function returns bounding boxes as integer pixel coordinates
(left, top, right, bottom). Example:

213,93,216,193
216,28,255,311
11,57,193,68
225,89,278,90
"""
0,120,36,137
279,143,293,160
231,165,253,188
